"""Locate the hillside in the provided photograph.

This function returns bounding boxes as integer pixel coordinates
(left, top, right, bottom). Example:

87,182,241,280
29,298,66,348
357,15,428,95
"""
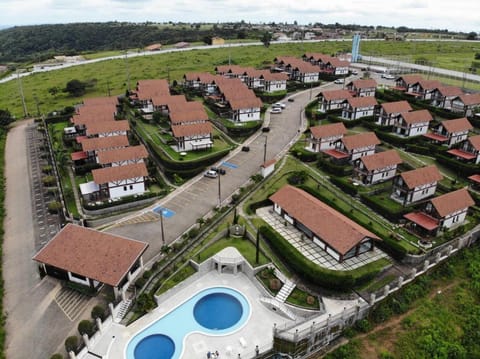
0,22,249,63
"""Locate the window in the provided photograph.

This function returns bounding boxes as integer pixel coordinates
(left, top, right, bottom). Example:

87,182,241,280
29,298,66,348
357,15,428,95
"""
123,186,127,191
129,185,133,190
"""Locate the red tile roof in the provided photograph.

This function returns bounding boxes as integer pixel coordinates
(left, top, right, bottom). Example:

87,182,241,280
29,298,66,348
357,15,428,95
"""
135,79,170,100
468,135,480,150
171,122,213,137
82,96,119,107
318,89,352,101
324,149,350,159
261,72,289,81
151,94,187,108
70,151,88,161
92,162,148,184
342,132,380,151
468,174,480,184
430,188,474,217
215,65,247,75
33,224,148,287
455,93,480,106
96,145,149,165
85,120,130,136
416,79,442,90
310,122,347,139
400,109,433,124
270,185,380,255
349,79,377,89
434,86,463,97
441,117,472,133
346,96,378,108
169,102,209,124
399,165,443,189
447,148,477,160
404,212,439,231
360,150,402,171
303,53,332,63
81,135,129,152
380,100,412,114
293,61,320,74
183,72,217,83
423,133,448,142
396,74,424,85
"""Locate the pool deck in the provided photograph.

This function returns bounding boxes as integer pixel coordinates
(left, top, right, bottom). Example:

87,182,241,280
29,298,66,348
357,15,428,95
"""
96,271,294,359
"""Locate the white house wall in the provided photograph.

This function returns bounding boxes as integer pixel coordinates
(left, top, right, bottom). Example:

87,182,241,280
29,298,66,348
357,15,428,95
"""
370,167,397,183
410,183,437,203
443,209,468,228
109,181,145,198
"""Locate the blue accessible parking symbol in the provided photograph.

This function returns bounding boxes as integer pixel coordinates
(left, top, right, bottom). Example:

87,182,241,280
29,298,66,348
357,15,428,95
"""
152,206,175,218
222,161,238,169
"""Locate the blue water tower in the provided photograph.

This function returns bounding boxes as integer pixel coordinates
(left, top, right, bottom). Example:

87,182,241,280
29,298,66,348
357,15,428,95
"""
351,34,361,62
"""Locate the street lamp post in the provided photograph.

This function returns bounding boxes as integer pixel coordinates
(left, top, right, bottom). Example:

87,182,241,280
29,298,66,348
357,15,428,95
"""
160,209,165,244
217,173,221,207
263,135,268,163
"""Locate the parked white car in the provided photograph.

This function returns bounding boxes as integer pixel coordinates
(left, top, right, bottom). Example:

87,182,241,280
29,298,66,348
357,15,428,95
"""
381,73,395,80
334,78,345,84
273,102,286,109
204,170,218,178
270,107,282,114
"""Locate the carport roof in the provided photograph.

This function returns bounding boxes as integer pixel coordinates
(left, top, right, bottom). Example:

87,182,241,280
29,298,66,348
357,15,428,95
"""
33,224,148,287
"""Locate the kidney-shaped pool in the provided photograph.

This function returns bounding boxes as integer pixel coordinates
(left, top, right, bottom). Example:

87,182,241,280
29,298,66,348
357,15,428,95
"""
125,286,251,359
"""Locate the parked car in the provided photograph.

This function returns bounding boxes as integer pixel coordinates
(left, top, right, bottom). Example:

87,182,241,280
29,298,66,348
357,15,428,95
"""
270,107,282,114
204,170,218,178
381,73,395,80
262,127,270,133
334,78,345,84
241,146,250,152
287,98,295,102
273,102,286,109
210,167,226,175
351,70,358,75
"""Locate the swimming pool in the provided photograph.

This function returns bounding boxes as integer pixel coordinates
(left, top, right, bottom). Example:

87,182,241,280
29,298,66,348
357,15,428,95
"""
125,287,250,359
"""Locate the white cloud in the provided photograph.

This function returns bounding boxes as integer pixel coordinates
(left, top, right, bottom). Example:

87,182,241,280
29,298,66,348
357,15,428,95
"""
0,0,478,32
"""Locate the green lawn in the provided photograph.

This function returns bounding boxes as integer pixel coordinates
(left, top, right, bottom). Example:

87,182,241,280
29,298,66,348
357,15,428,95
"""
4,41,480,119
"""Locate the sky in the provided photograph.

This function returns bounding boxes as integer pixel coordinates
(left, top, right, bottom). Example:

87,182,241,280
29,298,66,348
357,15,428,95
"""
0,0,478,33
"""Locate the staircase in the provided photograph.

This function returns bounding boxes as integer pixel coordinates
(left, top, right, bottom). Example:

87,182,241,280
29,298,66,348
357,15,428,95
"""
116,299,132,321
275,280,296,302
55,287,91,321
259,297,296,320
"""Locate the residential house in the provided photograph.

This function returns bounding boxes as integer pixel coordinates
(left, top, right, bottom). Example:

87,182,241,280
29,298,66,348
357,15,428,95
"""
130,79,170,115
171,122,213,151
394,74,424,92
308,122,347,152
91,162,148,199
80,135,130,162
96,145,149,167
392,165,443,205
323,58,350,75
85,120,130,138
317,89,352,112
290,62,320,83
451,93,480,117
328,132,380,161
346,79,377,97
261,72,289,93
216,78,262,122
33,224,148,299
408,79,442,99
430,86,464,110
353,150,403,185
270,185,381,262
341,96,378,120
375,100,412,126
424,117,472,147
393,109,433,137
404,188,474,236
447,134,480,164
215,65,246,78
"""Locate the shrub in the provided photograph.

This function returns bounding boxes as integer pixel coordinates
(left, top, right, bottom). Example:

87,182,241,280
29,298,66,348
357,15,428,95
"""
136,293,156,313
50,354,63,359
306,295,315,305
91,305,106,320
64,336,78,353
42,175,56,186
78,319,95,337
135,276,147,289
47,201,62,214
42,165,53,174
269,278,282,291
287,171,308,185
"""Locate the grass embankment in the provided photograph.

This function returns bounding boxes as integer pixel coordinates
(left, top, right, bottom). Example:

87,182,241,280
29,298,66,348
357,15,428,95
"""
324,247,480,359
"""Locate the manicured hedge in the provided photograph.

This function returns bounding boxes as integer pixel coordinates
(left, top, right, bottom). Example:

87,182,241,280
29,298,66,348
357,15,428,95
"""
330,176,358,196
254,90,287,104
436,153,478,177
359,193,410,222
317,156,352,176
291,146,319,162
259,224,385,291
327,114,363,128
247,198,272,215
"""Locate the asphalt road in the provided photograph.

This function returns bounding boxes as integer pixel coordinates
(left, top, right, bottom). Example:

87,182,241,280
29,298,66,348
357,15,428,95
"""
105,82,339,263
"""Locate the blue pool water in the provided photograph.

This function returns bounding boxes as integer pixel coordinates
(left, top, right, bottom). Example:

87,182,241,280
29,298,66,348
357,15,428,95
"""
126,287,250,359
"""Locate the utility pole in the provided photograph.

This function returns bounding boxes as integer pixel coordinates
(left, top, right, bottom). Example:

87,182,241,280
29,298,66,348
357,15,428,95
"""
124,51,131,92
17,71,28,118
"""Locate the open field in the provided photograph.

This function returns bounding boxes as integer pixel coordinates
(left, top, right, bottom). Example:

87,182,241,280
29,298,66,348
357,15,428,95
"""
2,41,480,118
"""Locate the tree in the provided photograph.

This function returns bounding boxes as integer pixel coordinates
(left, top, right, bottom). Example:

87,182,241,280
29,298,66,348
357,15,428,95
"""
91,305,106,320
64,79,86,97
78,319,95,337
0,109,14,128
64,336,78,353
48,86,60,96
261,32,272,48
467,32,477,40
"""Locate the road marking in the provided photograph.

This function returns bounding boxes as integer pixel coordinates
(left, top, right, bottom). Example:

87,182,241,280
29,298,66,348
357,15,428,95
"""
152,206,176,218
222,161,239,169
